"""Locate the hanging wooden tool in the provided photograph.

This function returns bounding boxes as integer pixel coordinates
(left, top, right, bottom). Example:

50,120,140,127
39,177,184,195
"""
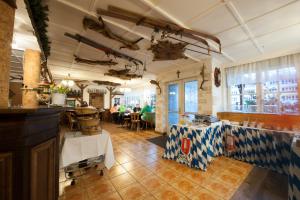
74,55,118,66
97,5,222,53
83,17,143,50
92,80,121,87
104,69,142,80
148,40,187,61
64,33,143,66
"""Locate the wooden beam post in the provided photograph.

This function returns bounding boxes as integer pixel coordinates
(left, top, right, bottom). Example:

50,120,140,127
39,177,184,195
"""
22,49,41,108
106,86,116,108
75,82,88,105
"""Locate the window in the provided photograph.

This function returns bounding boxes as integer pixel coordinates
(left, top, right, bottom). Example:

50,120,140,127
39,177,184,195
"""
228,67,298,114
230,84,257,112
263,68,299,113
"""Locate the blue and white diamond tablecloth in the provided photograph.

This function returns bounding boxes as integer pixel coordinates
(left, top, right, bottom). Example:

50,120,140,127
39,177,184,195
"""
162,123,224,171
289,134,300,200
225,125,293,175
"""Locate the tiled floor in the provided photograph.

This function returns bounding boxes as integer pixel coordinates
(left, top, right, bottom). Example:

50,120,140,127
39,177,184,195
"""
58,123,257,200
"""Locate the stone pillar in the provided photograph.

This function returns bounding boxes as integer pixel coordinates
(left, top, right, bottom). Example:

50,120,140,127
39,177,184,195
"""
0,1,15,108
22,49,41,108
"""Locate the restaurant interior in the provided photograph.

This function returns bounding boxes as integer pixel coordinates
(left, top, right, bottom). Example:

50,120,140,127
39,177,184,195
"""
1,0,300,199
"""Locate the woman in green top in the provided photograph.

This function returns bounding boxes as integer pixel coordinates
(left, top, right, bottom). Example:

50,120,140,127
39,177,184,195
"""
140,102,152,121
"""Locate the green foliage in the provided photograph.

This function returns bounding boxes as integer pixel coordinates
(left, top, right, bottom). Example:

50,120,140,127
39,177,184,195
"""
24,0,51,58
245,99,256,105
50,85,69,94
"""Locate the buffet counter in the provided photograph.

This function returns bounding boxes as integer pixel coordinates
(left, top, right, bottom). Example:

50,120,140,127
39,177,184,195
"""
163,122,224,171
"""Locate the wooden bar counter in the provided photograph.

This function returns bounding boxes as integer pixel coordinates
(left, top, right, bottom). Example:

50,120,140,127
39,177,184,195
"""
0,107,62,200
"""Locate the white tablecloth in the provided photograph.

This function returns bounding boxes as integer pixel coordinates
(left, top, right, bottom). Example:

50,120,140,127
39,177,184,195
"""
60,129,115,169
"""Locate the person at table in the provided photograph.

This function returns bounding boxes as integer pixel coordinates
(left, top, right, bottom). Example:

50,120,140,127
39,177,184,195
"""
110,103,119,123
118,104,128,124
140,102,152,129
140,102,152,120
133,104,141,113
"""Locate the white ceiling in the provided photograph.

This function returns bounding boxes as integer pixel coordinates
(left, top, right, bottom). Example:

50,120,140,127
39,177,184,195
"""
31,0,300,85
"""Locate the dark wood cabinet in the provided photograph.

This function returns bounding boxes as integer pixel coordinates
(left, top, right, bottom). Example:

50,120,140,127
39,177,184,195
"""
0,108,61,200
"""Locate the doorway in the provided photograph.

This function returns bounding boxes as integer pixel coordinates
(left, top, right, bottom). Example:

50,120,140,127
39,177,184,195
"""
167,79,198,129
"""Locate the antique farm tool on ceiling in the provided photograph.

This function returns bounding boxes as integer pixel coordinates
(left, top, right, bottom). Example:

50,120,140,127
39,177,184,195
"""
83,17,143,50
104,69,142,80
64,33,143,66
97,5,222,53
199,64,208,90
92,80,121,87
148,40,187,61
150,80,161,95
74,55,118,66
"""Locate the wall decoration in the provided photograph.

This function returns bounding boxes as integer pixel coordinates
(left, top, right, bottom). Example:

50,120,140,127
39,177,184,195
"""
97,5,222,54
83,17,143,50
65,33,143,66
104,69,142,80
176,70,181,79
199,64,208,90
93,80,121,87
150,80,161,95
74,55,118,66
214,67,221,87
24,0,51,59
148,40,187,61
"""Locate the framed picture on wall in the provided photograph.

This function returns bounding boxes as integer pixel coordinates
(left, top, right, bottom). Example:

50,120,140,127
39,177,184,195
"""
66,99,76,107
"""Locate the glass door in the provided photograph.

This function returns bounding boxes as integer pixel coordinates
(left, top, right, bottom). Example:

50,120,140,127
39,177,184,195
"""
167,79,198,128
168,83,180,126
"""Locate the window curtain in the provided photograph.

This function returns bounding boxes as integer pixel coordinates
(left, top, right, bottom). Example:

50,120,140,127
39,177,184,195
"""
226,53,300,86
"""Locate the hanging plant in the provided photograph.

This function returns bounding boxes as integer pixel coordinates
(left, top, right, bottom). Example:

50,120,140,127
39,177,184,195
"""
24,0,51,59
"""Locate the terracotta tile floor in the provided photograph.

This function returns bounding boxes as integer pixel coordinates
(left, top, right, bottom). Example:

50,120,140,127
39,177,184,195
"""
59,122,254,200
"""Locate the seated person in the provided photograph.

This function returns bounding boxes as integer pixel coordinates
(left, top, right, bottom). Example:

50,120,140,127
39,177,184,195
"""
133,104,141,113
140,102,152,121
118,104,127,124
110,104,119,123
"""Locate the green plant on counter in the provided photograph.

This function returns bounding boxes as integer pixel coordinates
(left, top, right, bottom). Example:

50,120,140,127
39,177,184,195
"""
50,85,69,94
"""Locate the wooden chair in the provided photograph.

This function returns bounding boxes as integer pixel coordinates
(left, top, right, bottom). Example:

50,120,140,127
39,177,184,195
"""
143,112,155,129
130,113,140,131
66,112,78,131
122,117,131,128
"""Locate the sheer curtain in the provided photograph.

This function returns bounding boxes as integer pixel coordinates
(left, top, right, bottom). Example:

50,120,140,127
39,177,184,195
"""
226,53,300,86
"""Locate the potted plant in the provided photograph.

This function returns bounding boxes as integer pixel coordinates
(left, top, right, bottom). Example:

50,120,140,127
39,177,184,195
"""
50,85,69,106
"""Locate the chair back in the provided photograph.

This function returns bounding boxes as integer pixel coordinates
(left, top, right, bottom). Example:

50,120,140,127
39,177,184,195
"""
66,112,76,122
144,112,155,124
131,112,140,121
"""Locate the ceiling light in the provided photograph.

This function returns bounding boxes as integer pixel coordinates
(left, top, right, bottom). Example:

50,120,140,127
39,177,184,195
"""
61,74,74,87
